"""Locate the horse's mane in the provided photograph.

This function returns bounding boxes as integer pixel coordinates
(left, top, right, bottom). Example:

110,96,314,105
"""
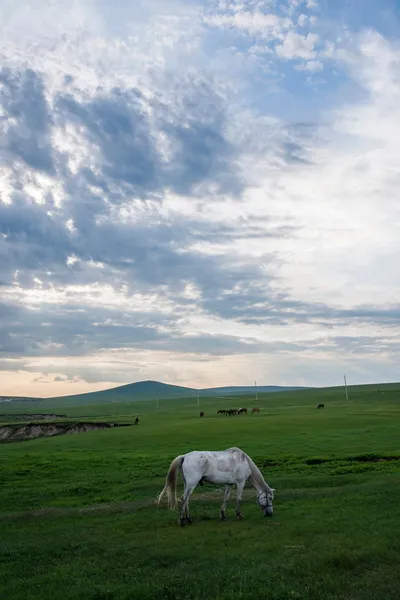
227,447,270,491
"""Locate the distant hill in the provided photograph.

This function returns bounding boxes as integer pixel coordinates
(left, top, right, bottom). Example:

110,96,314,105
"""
41,380,308,403
38,380,197,404
70,380,196,400
1,381,310,404
202,385,307,396
2,381,400,406
0,396,41,403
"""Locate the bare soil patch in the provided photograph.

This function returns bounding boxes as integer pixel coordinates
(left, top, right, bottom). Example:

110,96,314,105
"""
0,421,132,443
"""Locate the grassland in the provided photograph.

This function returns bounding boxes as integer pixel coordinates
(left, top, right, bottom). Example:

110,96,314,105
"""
1,384,400,600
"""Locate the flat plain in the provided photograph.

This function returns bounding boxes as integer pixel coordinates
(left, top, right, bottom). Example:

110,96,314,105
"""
1,384,399,600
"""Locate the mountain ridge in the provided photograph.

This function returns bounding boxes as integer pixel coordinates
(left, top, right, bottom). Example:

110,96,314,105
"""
2,380,400,404
44,379,309,402
1,380,310,402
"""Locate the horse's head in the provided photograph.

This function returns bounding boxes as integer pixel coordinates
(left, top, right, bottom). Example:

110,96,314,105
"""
257,488,275,517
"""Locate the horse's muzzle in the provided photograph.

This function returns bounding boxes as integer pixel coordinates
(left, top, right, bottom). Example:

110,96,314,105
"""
264,508,273,517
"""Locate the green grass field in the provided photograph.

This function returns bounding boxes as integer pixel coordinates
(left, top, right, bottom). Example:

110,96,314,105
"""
1,385,400,600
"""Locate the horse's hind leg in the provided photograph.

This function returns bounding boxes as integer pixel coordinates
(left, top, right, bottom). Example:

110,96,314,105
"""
179,489,188,526
184,492,193,524
185,505,193,524
235,481,245,520
179,485,195,526
220,485,231,520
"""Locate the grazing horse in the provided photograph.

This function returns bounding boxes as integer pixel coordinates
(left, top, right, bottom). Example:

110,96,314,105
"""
317,404,324,409
217,409,226,415
200,411,204,417
157,447,275,526
134,417,139,425
238,408,247,415
251,407,260,414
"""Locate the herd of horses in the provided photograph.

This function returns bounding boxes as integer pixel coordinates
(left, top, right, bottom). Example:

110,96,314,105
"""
199,407,261,417
218,407,260,415
199,405,325,417
138,403,325,422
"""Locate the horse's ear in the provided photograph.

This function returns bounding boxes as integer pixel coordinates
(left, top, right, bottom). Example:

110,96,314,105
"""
271,488,276,493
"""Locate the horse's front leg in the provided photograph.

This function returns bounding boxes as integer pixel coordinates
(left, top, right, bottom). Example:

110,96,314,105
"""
220,485,231,520
235,481,245,520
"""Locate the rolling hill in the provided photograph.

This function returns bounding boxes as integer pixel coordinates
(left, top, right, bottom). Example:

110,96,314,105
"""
1,380,309,404
43,380,308,403
202,385,308,396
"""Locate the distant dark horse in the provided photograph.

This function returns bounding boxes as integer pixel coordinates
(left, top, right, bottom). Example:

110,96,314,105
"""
134,417,139,425
317,404,324,410
238,408,247,415
251,407,260,414
200,411,204,417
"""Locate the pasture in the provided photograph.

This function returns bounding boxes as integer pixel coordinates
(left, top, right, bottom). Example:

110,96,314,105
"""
1,384,400,600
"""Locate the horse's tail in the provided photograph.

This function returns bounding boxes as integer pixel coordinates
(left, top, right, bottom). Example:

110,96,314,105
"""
157,455,184,509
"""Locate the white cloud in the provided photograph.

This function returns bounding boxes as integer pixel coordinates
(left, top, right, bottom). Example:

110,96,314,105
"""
298,14,308,27
295,59,323,71
245,31,400,314
275,32,319,60
0,0,203,93
205,10,289,39
205,1,323,66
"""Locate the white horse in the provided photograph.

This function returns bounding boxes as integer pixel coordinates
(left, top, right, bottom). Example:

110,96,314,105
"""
157,446,275,526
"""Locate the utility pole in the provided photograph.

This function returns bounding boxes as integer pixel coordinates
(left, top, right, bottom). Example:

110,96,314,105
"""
255,381,258,402
197,391,200,405
344,375,349,401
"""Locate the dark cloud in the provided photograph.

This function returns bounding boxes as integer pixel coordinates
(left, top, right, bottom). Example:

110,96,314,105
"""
0,68,55,173
1,286,400,366
0,67,249,301
282,140,312,165
0,295,293,359
0,187,279,300
1,185,399,367
56,88,162,192
0,300,176,358
324,335,400,355
202,289,400,327
159,80,242,195
0,194,73,287
55,77,243,201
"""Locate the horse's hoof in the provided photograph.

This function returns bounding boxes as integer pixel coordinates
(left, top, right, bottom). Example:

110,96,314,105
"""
179,519,186,527
236,513,244,520
186,517,193,525
220,513,226,521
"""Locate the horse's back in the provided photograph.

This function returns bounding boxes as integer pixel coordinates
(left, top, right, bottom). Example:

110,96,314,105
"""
182,448,250,485
185,447,245,461
183,449,239,464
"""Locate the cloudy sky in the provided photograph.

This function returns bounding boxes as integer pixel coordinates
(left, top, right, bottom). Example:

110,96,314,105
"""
1,0,400,397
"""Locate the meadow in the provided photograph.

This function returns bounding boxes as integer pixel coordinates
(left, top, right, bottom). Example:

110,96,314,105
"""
1,384,400,600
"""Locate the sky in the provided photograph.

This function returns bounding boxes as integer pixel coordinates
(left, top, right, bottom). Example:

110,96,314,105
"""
1,0,400,397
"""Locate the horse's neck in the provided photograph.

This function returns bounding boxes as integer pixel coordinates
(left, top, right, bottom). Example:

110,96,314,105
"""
248,460,269,493
250,475,267,493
